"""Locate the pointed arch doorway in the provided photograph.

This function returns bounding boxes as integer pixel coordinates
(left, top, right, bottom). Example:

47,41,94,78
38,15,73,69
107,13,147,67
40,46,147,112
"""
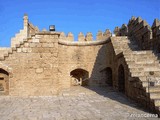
118,64,125,93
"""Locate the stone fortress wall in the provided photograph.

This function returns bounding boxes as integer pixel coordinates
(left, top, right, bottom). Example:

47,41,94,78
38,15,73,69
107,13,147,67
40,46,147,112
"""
0,14,160,115
0,15,113,96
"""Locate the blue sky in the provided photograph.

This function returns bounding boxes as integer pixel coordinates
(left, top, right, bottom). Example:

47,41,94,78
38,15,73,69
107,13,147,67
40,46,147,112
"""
0,0,159,47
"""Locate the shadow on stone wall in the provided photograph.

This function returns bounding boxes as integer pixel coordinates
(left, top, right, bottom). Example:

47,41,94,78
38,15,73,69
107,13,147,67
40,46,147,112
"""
89,44,108,85
82,40,151,114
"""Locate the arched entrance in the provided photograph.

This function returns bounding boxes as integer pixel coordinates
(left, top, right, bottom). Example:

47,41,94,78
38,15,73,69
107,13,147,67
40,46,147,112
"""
118,64,125,92
0,68,9,95
105,67,112,86
70,68,89,86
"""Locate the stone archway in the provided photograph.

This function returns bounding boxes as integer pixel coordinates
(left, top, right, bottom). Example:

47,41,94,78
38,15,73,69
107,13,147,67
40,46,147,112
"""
70,68,89,86
118,64,125,92
0,68,9,95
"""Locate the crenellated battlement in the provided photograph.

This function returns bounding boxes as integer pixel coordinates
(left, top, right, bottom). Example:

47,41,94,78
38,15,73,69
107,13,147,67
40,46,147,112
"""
114,16,160,51
59,29,111,42
11,14,112,44
1,14,160,60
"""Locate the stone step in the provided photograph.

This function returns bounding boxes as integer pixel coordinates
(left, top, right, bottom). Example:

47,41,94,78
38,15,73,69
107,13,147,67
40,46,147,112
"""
3,53,9,57
136,58,158,62
143,63,160,68
128,62,160,70
128,64,144,68
112,40,129,43
150,92,160,99
112,47,123,51
112,42,128,45
123,49,133,53
8,49,13,54
12,47,16,51
131,71,160,77
149,86,160,92
15,33,22,38
154,99,160,106
139,76,147,82
136,61,159,64
130,62,158,67
135,60,157,64
142,81,154,88
144,67,160,72
0,55,5,60
114,50,122,54
128,50,152,53
124,52,154,57
132,51,153,54
124,53,155,57
15,43,21,48
130,68,144,71
23,39,28,42
125,57,157,62
144,71,160,76
125,58,135,62
130,69,144,74
131,72,144,77
140,76,160,83
112,40,129,46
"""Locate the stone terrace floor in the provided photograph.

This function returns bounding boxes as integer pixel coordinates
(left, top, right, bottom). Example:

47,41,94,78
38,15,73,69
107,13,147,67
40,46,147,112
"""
0,86,159,120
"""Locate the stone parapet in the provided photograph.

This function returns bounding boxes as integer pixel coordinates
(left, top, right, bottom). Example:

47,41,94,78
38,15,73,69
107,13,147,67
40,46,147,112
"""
58,38,110,46
59,29,112,42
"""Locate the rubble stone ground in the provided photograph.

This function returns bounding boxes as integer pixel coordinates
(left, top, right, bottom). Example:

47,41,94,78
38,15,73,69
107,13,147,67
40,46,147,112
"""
0,86,159,120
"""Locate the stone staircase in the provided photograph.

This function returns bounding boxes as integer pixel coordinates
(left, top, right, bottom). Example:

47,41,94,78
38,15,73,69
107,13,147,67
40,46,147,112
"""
11,29,27,48
111,36,160,114
0,29,28,61
0,39,28,61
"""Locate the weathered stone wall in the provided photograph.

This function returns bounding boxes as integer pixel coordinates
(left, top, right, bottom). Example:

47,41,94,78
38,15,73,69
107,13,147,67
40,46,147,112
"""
1,32,59,96
58,43,109,89
0,14,113,96
57,29,113,89
1,34,114,96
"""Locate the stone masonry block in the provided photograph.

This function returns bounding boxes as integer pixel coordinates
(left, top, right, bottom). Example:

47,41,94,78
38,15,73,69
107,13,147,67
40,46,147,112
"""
36,68,44,74
22,48,27,53
32,38,39,43
24,43,29,47
17,48,22,53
